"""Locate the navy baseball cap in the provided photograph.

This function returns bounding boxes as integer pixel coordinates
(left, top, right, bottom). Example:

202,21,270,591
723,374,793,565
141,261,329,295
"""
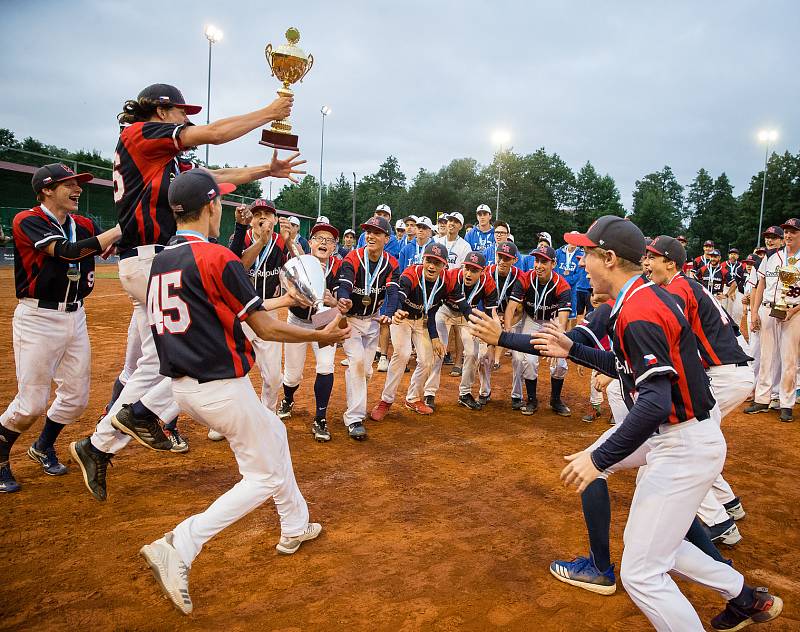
531,245,556,262
32,163,93,194
137,83,202,115
423,242,448,264
310,222,339,241
780,218,800,231
564,215,645,264
728,247,739,254
249,198,276,214
647,235,687,268
463,251,486,269
496,241,519,259
763,225,784,238
744,255,756,265
703,239,715,247
676,235,688,242
710,249,721,257
168,168,235,215
360,215,391,236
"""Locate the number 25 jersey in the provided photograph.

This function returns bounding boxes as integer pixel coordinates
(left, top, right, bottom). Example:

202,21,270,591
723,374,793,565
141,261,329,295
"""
148,233,264,382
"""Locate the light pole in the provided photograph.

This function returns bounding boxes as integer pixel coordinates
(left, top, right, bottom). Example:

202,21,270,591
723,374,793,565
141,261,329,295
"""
318,105,331,218
756,129,778,247
491,130,511,220
352,172,357,231
204,24,223,167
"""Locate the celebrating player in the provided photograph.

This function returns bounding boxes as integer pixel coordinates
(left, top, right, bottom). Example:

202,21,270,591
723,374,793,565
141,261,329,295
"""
397,216,434,271
0,165,121,493
464,204,495,253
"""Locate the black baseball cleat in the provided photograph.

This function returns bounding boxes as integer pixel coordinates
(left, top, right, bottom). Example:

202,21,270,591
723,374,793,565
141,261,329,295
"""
550,400,572,417
424,395,436,411
27,444,68,476
779,407,794,423
743,402,770,414
442,352,454,366
710,587,783,630
110,405,172,451
478,392,491,406
458,394,482,410
311,418,331,442
0,461,20,493
521,399,539,415
69,438,112,502
277,399,294,420
511,397,524,410
348,422,367,441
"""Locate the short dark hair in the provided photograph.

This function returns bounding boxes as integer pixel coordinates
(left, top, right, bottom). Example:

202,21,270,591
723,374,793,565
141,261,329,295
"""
174,199,216,224
494,221,510,231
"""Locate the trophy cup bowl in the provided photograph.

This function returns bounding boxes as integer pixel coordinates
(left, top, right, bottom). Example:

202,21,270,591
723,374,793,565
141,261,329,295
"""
260,27,314,151
280,255,340,331
770,260,800,320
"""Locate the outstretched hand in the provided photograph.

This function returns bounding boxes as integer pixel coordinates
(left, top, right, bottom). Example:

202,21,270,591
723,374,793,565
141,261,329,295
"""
560,451,601,494
531,321,573,358
270,150,307,183
319,313,351,346
467,309,503,346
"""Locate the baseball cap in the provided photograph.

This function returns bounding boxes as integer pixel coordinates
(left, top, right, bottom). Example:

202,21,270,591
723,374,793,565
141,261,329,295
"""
310,222,339,241
168,168,235,215
531,245,557,262
287,215,301,226
676,235,687,242
728,247,739,254
537,231,553,246
343,228,356,237
360,215,391,235
423,242,448,265
564,215,645,264
249,198,276,214
395,219,406,230
763,225,784,238
476,204,492,215
496,241,519,259
744,255,756,265
374,203,392,217
32,163,93,194
463,251,486,269
710,249,721,257
780,218,800,231
403,215,418,224
646,235,687,269
703,239,715,247
316,215,330,224
445,211,465,225
755,246,767,254
437,215,448,224
416,216,434,230
137,83,202,115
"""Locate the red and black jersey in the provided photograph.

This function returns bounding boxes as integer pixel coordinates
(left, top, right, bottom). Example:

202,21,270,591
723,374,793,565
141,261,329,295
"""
611,275,715,425
289,256,341,321
337,247,399,317
721,260,746,293
12,206,100,302
486,263,523,312
573,299,614,351
148,233,264,382
248,233,288,300
513,270,572,321
395,266,465,319
114,121,192,252
446,269,498,312
692,254,710,273
664,273,751,367
697,264,730,295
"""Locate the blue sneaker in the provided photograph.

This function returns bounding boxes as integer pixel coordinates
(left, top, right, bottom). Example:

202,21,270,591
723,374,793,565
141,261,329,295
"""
0,461,21,493
550,553,616,595
27,444,68,476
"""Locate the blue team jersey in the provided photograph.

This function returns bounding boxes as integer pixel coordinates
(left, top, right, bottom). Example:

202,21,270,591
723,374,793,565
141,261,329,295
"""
357,230,401,257
398,238,434,271
465,226,495,253
574,264,592,291
555,245,583,286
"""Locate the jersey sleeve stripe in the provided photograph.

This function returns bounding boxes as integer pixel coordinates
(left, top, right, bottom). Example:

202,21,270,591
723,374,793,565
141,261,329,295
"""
237,295,260,319
634,365,677,386
34,235,65,248
574,324,603,350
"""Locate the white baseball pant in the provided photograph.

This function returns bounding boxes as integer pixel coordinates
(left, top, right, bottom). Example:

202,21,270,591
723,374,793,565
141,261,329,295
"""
119,313,142,385
606,379,627,424
242,317,283,412
589,371,604,407
1,300,90,433
341,316,380,427
425,305,485,397
508,318,525,400
382,318,433,404
169,376,309,567
754,305,799,408
282,312,336,387
520,317,568,380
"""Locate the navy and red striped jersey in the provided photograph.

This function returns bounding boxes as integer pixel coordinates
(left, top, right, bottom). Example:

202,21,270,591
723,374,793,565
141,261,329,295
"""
692,254,710,273
513,270,572,321
663,273,750,368
573,299,614,351
241,231,288,300
12,206,100,301
337,247,399,317
611,275,715,425
114,121,193,251
148,233,264,382
289,256,341,321
697,264,730,295
486,263,523,312
394,266,465,319
446,269,498,312
721,260,746,293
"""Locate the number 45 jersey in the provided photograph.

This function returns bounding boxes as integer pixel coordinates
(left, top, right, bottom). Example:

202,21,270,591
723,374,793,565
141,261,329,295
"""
147,232,265,382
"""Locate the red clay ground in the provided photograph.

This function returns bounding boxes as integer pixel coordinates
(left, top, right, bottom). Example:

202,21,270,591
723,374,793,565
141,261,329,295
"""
1,268,798,631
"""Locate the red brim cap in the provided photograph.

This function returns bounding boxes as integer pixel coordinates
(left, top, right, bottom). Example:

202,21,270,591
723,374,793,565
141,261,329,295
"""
564,232,597,248
311,222,340,241
175,104,203,115
57,173,94,186
218,182,236,195
424,254,448,265
646,244,665,257
360,222,389,236
463,261,484,269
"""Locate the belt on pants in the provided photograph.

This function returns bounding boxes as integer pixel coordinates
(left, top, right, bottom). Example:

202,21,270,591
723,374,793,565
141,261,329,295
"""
21,298,83,312
119,245,165,260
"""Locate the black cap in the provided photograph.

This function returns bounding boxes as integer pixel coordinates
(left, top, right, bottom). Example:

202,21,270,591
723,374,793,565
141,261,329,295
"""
495,241,519,259
710,249,721,257
32,163,93,194
781,218,800,231
360,215,391,236
564,215,645,264
137,83,202,114
703,239,715,247
763,225,783,238
463,251,486,269
646,235,687,268
168,168,235,215
423,242,448,264
530,245,557,262
728,247,739,254
249,198,277,214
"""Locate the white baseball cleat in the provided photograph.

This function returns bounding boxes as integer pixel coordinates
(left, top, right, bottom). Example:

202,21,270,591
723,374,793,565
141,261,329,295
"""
276,522,322,555
207,429,225,441
140,532,193,615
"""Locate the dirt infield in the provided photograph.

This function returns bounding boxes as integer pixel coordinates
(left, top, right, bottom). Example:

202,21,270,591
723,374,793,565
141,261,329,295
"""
1,267,798,631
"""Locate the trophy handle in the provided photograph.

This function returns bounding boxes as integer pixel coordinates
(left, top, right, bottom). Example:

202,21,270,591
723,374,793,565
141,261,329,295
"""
300,53,314,82
265,43,275,76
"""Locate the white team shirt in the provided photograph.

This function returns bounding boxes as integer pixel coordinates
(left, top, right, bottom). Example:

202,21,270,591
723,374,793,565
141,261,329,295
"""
758,247,800,306
436,235,472,269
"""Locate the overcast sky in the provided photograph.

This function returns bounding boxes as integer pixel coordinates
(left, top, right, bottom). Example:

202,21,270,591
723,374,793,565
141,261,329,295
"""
1,1,796,210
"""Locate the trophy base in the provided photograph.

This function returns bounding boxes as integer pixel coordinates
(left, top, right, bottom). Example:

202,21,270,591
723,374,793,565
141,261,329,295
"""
770,306,788,321
260,129,299,151
314,310,348,349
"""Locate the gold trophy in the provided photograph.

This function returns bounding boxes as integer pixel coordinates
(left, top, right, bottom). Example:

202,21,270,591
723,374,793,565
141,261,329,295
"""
260,27,314,151
770,257,800,320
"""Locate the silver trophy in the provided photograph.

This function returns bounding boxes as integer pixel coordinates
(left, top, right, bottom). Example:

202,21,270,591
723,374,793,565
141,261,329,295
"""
280,254,340,329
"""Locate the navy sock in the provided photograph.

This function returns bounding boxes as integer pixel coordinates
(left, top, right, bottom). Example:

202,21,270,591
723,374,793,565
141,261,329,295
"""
163,417,178,431
0,424,21,462
732,584,755,608
524,378,537,401
551,377,565,402
314,373,334,419
35,417,65,451
130,401,156,419
109,378,125,408
283,384,299,405
685,516,729,564
581,478,612,572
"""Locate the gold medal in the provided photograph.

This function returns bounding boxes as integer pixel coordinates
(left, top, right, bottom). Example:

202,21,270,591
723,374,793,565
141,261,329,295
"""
66,268,81,282
362,295,371,307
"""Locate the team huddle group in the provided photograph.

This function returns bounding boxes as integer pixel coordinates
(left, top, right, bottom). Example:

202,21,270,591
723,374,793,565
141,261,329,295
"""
0,83,789,630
